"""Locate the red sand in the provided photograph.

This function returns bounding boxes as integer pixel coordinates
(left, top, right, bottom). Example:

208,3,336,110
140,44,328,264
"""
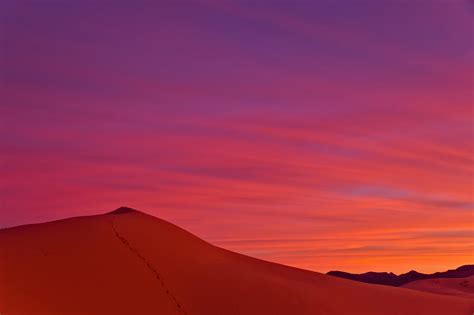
1,210,473,315
402,275,474,299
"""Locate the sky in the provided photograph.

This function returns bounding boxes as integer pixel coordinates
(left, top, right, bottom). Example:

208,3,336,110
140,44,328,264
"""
1,1,473,274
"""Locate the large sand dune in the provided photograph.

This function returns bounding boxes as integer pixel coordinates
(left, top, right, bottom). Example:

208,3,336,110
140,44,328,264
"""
402,276,474,299
1,208,473,315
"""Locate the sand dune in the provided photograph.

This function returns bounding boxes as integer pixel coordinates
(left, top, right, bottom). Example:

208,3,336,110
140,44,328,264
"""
402,276,474,299
1,208,473,315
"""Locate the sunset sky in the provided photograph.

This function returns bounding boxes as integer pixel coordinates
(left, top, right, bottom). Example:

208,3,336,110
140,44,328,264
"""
2,1,473,273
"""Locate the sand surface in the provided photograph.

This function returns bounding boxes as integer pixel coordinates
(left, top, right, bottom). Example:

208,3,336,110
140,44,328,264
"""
402,275,474,299
1,210,473,315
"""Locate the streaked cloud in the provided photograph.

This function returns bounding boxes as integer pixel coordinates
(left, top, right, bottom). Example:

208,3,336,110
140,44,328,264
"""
1,0,472,273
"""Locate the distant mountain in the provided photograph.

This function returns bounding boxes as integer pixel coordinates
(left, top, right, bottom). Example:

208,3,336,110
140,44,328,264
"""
327,265,474,287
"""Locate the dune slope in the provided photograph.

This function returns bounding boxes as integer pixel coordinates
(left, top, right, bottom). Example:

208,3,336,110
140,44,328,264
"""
402,276,474,299
1,208,473,315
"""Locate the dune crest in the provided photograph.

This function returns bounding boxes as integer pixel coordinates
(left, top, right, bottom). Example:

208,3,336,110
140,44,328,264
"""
107,206,140,215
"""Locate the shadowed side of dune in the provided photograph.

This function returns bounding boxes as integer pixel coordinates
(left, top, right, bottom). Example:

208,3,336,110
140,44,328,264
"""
0,208,473,315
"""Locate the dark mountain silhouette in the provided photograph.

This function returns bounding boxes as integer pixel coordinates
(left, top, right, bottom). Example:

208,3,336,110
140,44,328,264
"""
327,265,474,287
